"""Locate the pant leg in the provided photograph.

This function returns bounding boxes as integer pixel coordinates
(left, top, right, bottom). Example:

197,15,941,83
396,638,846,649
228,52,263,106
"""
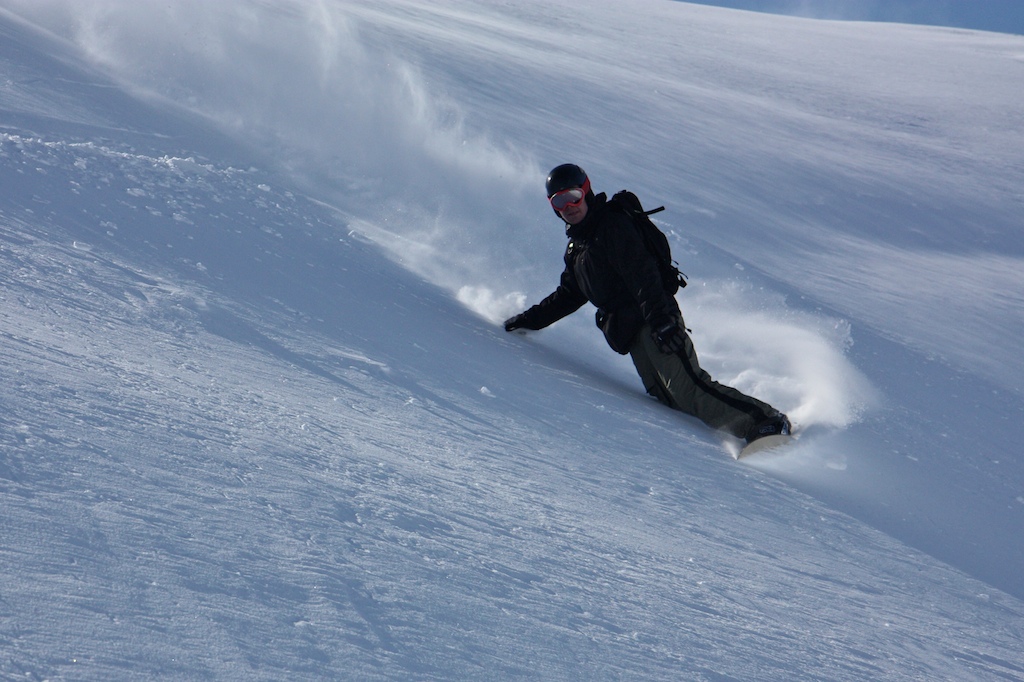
628,324,777,439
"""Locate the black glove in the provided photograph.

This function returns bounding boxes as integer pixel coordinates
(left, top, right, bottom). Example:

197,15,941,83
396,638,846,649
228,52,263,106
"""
652,320,686,354
504,313,531,332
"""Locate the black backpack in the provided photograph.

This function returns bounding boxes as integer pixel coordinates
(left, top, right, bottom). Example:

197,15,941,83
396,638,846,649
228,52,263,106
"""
608,190,687,294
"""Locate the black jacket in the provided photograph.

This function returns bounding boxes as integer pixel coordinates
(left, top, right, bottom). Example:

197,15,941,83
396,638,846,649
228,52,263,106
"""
518,193,681,354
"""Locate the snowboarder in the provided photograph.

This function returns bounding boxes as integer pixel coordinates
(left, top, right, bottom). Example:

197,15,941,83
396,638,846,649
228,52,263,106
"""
504,163,790,446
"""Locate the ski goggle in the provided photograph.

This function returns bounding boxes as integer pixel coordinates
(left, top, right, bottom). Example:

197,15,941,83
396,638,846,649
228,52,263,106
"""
549,187,587,211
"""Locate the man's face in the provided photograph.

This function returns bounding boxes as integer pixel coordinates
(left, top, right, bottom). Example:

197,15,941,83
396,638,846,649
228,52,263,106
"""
550,187,589,225
558,197,588,225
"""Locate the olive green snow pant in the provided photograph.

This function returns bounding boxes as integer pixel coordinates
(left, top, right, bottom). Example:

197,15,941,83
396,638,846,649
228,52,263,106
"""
628,324,776,440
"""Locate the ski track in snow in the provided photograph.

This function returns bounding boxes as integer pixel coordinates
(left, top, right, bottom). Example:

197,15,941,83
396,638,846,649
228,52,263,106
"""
2,2,1024,680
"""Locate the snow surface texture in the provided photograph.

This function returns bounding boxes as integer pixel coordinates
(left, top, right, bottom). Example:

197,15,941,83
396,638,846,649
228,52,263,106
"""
2,1,1023,680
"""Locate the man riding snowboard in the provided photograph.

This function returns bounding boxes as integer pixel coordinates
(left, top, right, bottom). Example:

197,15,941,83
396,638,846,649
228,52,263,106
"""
504,163,790,446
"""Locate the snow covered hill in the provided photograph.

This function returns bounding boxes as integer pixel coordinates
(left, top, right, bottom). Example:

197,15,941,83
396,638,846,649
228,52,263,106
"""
2,1,1023,680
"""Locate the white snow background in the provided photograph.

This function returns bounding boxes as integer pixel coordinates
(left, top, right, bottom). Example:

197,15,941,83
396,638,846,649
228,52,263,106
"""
2,0,1023,679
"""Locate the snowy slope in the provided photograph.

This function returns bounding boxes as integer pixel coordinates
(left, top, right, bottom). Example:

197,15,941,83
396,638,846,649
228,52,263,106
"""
2,1,1023,680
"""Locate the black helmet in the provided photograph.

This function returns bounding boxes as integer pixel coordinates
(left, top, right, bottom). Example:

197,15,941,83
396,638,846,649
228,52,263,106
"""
545,163,590,198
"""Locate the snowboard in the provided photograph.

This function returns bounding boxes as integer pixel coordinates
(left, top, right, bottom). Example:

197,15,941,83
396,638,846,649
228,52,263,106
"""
738,433,795,459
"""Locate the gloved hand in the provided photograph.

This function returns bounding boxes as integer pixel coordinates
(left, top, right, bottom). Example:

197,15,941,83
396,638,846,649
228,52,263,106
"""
652,320,686,354
504,313,531,332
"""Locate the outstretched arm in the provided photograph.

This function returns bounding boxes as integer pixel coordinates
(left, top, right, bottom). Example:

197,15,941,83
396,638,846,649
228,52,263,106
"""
504,270,587,332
